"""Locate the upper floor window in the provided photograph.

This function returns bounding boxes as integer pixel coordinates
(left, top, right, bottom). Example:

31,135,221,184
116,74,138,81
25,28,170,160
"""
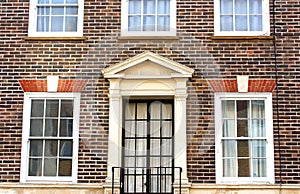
20,93,80,183
28,0,84,37
214,0,270,36
215,93,274,184
121,0,176,36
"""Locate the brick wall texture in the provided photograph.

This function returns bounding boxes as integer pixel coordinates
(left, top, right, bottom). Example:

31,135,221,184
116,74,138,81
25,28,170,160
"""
0,0,299,184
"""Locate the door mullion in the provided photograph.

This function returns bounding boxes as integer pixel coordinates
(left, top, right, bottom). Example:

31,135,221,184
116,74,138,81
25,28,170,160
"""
146,101,151,194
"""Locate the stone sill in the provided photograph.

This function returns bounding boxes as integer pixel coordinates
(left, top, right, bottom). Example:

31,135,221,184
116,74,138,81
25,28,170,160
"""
24,37,86,41
191,183,300,189
118,36,180,40
211,36,274,40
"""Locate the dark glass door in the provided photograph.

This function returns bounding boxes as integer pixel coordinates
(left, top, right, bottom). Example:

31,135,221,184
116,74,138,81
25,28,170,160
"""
121,100,174,194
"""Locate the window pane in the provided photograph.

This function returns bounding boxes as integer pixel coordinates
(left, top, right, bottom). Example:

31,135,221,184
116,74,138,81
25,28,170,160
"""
238,159,250,177
137,103,147,119
30,119,43,136
46,100,59,117
150,139,160,155
31,100,44,117
157,0,170,14
125,121,135,137
143,16,155,31
150,102,161,119
235,16,247,31
137,121,147,137
223,140,236,157
249,0,262,14
252,159,266,177
29,159,42,176
223,159,236,177
250,16,262,31
30,140,43,156
45,140,58,156
129,0,141,14
52,7,64,15
237,119,248,137
66,0,78,3
222,100,235,119
60,119,73,137
252,140,266,157
45,119,58,136
61,100,74,117
37,7,50,15
129,16,141,31
235,0,247,14
237,140,249,157
65,16,78,31
136,139,147,156
37,16,50,32
59,159,72,176
125,103,136,119
220,16,233,31
161,121,172,137
220,0,233,14
143,0,155,14
162,139,172,155
157,16,170,31
237,100,249,118
44,158,57,176
162,103,172,119
125,139,135,156
251,100,265,118
38,0,50,4
51,16,64,31
66,7,78,15
223,119,235,137
60,140,73,157
150,121,160,137
252,119,265,137
53,0,64,4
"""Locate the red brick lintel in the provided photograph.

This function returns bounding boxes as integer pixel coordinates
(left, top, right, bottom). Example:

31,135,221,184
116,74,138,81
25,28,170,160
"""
208,79,276,93
18,79,88,93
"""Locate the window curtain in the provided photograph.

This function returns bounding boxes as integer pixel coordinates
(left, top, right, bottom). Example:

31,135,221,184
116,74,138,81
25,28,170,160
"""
220,0,262,31
128,0,170,31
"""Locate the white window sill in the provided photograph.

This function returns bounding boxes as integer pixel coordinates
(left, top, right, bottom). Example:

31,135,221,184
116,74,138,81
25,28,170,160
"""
211,35,274,40
24,37,86,41
118,36,180,40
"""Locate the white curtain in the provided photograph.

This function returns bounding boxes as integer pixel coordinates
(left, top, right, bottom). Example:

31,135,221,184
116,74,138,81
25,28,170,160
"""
128,0,170,31
220,0,262,31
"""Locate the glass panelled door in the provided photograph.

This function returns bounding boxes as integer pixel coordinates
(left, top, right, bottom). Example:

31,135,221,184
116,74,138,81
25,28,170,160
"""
122,100,174,194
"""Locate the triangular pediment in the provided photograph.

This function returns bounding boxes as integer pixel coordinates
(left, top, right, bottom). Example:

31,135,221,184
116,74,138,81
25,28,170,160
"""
102,52,194,79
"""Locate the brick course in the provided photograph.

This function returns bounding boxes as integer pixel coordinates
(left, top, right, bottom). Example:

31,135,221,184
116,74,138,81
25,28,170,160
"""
0,0,299,185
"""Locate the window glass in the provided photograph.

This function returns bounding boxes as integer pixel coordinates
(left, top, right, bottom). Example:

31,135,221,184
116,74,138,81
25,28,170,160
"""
220,99,268,179
217,0,266,34
27,98,74,178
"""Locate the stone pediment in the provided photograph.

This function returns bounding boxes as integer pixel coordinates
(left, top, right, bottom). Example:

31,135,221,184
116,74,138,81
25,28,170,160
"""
102,51,194,79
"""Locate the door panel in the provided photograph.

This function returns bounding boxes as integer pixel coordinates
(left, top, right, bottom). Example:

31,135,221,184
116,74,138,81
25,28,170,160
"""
122,100,174,194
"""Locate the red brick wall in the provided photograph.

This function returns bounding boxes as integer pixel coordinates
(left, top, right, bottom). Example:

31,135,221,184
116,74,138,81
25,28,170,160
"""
0,0,299,184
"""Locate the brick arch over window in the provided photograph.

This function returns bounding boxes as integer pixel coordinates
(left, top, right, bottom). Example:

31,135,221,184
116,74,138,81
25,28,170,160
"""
208,79,276,93
19,79,87,93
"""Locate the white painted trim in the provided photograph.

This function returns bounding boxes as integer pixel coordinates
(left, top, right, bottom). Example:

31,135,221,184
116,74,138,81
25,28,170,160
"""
120,0,176,37
214,0,270,36
28,0,84,37
20,92,80,183
214,92,274,184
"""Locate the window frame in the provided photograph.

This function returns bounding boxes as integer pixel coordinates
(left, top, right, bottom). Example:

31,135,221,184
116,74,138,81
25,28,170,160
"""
120,0,177,37
20,92,80,183
215,93,274,184
28,0,84,37
214,0,270,36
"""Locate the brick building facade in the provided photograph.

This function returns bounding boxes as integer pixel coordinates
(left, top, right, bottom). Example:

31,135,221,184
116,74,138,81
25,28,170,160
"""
0,0,299,193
